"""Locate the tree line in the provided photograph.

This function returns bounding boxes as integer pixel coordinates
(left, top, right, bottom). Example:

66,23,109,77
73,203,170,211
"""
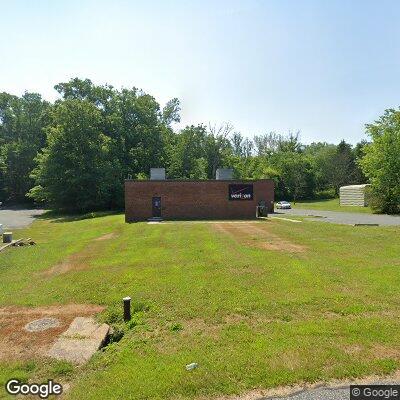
0,78,399,213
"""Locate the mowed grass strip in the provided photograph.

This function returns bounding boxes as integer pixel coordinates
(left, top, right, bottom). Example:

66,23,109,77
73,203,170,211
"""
290,198,373,213
0,214,399,399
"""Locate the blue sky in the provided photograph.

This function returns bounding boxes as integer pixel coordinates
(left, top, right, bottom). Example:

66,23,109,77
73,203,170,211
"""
1,0,400,144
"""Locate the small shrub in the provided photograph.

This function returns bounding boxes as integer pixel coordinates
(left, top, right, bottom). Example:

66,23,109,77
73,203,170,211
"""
5,362,36,384
100,301,150,326
170,323,183,332
368,190,386,214
107,317,143,344
23,361,36,373
368,188,400,214
108,324,125,343
126,313,143,329
101,303,147,345
99,303,124,325
50,360,74,377
132,301,150,313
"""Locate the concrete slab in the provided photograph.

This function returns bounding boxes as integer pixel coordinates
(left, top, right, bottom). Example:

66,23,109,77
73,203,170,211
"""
47,317,109,365
24,317,61,332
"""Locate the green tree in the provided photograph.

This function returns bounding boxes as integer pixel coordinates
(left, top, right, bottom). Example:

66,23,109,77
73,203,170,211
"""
329,140,359,195
29,99,114,211
360,109,400,214
205,124,233,178
303,142,337,194
353,140,368,184
0,92,49,202
271,152,315,201
54,78,175,207
162,98,181,125
166,125,208,179
277,131,302,153
4,77,382,212
253,132,282,155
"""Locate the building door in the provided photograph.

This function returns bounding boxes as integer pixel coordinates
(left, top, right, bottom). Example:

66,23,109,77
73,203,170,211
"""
152,197,162,217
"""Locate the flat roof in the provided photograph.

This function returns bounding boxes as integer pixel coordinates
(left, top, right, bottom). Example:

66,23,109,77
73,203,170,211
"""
340,184,371,189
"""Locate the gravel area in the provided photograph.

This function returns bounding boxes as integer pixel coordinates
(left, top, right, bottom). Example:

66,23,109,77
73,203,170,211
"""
0,207,46,229
263,380,400,400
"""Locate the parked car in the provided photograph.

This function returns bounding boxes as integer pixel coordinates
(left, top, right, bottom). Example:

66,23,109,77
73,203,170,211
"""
276,201,291,209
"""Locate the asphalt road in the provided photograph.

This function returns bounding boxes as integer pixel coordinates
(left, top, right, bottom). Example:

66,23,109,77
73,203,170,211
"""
275,208,400,226
265,385,350,400
263,379,400,400
0,207,46,230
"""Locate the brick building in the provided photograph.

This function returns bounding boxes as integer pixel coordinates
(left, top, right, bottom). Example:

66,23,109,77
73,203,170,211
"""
125,169,274,222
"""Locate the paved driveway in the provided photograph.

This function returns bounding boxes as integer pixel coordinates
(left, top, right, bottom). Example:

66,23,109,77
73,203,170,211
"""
275,208,400,226
264,385,349,400
0,207,46,230
263,378,400,400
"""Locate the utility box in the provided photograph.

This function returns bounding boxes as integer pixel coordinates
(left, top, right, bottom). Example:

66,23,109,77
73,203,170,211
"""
216,168,234,180
3,232,12,243
150,168,166,180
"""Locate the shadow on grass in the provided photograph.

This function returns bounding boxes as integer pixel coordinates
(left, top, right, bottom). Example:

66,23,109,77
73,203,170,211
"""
35,210,122,223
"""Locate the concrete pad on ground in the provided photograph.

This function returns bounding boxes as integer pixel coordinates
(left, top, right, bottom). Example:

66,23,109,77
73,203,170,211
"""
47,317,109,365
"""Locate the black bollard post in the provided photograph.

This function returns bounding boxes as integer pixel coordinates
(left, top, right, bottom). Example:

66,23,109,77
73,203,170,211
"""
123,296,131,321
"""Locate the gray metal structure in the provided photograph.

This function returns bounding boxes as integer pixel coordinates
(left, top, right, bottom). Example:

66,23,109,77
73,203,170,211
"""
339,184,371,206
150,168,166,180
216,168,234,180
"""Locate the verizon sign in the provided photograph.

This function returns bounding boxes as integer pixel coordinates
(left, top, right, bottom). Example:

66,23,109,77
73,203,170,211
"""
228,184,254,201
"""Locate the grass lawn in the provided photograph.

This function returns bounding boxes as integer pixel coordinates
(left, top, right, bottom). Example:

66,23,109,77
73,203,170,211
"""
0,213,399,399
291,198,373,213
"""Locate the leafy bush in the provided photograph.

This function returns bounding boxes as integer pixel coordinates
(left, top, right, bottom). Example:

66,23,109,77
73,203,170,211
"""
360,109,400,214
49,360,74,377
99,301,148,344
170,322,183,332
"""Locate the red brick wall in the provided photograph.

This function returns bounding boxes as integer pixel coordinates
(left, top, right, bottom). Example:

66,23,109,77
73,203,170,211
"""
125,180,274,221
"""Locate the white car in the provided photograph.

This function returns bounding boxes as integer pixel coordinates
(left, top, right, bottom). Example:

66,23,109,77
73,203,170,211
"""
276,201,291,209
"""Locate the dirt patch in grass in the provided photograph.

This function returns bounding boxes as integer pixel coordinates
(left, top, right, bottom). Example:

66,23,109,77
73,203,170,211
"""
213,222,306,253
0,304,104,361
43,232,119,276
170,314,272,338
182,318,223,338
343,344,364,355
94,233,118,241
371,344,400,359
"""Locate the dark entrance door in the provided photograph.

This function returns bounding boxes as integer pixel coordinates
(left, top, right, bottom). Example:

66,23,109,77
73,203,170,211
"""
152,196,161,217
